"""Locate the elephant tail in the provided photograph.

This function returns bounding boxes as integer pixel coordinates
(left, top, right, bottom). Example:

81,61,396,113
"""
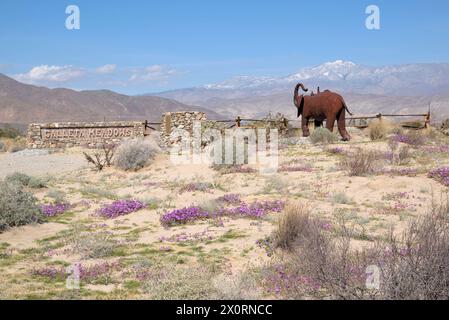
342,99,353,116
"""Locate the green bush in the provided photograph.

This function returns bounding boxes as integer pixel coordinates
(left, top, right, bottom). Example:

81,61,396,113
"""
309,128,338,144
0,181,43,232
5,172,47,188
0,126,22,139
113,138,159,171
5,172,32,186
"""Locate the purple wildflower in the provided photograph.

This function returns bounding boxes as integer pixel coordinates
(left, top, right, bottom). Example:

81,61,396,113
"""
217,194,242,205
31,262,121,283
97,199,146,219
41,203,71,217
161,200,285,227
428,167,449,187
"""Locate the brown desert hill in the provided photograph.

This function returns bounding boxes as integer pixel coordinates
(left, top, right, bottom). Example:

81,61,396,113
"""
0,73,223,124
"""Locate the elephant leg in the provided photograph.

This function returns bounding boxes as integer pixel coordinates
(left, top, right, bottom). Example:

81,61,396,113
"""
326,114,336,133
314,120,323,128
337,109,351,141
302,117,310,137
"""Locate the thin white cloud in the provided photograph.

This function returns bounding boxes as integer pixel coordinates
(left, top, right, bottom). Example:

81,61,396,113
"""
14,65,85,84
95,64,117,74
129,65,177,82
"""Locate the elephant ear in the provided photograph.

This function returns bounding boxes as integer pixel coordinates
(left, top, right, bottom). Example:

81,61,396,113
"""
297,96,304,118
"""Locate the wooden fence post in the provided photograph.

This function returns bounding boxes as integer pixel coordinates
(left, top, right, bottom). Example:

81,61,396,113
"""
236,116,241,128
376,113,382,121
425,112,431,128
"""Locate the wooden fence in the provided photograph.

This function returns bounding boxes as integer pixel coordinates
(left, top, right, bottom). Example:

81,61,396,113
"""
144,111,431,133
209,112,431,130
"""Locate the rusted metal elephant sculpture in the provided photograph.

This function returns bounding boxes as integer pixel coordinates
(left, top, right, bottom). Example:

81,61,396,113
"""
293,83,353,141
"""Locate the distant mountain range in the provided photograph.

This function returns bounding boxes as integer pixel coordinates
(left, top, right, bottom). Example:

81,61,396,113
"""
0,74,221,124
1,61,449,126
155,61,449,122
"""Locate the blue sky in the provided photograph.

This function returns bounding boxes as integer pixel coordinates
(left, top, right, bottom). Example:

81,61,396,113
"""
1,0,448,94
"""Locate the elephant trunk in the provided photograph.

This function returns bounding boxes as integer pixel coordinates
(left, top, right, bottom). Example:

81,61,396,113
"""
294,83,308,108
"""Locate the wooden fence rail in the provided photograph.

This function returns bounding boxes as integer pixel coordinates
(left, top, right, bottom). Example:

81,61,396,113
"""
211,111,431,129
143,111,431,132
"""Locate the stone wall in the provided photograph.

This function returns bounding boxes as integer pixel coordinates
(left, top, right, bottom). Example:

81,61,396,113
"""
442,119,449,136
160,111,207,147
27,121,146,149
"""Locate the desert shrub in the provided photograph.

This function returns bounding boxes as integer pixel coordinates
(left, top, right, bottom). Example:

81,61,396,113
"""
309,128,338,144
272,203,311,251
0,126,22,139
83,143,115,171
377,197,449,299
267,195,449,300
199,199,221,214
264,208,370,299
46,189,67,203
389,125,404,135
368,119,390,141
0,181,43,232
397,145,411,165
332,192,351,204
7,137,26,153
70,231,118,259
5,172,32,186
262,175,290,194
142,263,220,299
113,138,159,171
338,149,381,176
213,271,261,300
4,172,47,189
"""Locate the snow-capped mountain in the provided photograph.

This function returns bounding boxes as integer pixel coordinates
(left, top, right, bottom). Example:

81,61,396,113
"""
155,61,449,122
198,60,449,96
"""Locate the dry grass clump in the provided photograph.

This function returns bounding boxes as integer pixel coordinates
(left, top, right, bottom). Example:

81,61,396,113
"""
368,119,392,141
7,137,27,153
265,195,449,300
113,138,160,171
272,203,312,251
338,148,381,176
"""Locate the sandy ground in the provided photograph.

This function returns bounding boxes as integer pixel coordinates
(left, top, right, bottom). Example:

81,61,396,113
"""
0,151,86,179
0,129,448,299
